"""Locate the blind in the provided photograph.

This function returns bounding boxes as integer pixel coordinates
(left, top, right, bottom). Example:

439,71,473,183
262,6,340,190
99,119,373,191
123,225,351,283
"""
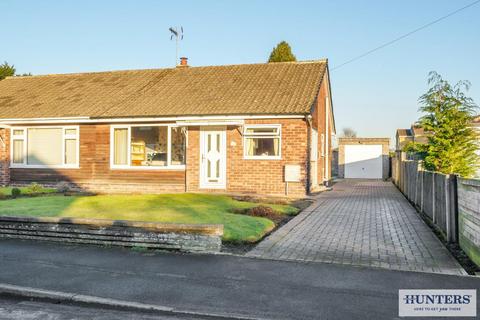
27,128,63,165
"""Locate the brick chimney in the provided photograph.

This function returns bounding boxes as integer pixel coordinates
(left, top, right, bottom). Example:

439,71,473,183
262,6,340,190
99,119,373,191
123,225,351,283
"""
178,57,188,67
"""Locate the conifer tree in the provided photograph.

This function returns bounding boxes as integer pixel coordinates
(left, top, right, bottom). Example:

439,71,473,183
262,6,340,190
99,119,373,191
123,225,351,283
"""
268,41,296,62
405,72,479,177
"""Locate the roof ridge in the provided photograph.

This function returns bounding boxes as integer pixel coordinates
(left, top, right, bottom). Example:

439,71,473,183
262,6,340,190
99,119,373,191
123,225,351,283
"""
3,59,328,80
3,68,173,80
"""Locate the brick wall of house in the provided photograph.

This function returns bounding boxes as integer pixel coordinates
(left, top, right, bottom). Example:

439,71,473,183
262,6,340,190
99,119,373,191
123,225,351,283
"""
0,128,10,186
186,119,309,197
8,119,311,196
9,124,186,193
310,71,333,188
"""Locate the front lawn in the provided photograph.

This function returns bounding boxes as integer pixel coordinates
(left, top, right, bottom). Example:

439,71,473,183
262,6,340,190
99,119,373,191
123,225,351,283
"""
0,193,299,243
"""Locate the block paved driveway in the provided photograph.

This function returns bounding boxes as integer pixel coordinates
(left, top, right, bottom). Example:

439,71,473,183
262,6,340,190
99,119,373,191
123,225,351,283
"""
247,180,466,275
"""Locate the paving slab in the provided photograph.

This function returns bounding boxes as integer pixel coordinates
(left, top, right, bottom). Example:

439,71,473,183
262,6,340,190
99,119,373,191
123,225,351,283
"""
248,179,466,275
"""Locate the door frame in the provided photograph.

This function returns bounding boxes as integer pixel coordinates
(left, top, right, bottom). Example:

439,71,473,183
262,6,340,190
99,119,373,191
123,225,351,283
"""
199,126,227,189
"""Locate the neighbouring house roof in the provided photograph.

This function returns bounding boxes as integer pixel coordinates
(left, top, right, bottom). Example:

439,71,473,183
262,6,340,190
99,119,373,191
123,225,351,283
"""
0,60,328,120
473,115,480,126
411,126,425,136
396,129,412,136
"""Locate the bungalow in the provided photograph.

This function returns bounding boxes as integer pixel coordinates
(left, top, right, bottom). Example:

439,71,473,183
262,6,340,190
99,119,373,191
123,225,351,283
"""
0,59,335,197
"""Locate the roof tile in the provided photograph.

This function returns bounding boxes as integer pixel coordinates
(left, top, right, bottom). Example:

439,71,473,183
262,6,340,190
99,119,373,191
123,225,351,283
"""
0,61,327,119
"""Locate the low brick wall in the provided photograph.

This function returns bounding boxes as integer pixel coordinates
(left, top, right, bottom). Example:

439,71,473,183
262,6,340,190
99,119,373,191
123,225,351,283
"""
458,178,480,266
0,216,223,253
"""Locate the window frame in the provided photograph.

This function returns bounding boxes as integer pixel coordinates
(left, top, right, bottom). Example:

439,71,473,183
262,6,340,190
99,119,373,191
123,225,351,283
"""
243,124,282,160
109,124,187,170
10,125,80,169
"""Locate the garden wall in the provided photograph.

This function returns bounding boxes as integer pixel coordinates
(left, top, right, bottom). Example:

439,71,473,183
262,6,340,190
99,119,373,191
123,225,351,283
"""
0,216,223,253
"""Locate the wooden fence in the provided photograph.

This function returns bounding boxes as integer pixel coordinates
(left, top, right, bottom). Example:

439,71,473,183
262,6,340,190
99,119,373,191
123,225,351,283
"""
457,178,480,266
392,158,457,243
393,157,480,267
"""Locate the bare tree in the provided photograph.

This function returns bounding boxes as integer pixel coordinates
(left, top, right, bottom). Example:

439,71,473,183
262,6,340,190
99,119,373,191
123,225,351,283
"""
341,127,357,138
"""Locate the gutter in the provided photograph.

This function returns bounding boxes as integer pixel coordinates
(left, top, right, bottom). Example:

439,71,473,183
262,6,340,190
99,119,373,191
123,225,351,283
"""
0,114,306,125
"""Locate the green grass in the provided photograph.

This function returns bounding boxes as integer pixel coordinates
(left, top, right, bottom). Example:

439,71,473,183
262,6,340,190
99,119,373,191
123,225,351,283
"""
0,186,57,196
0,193,299,243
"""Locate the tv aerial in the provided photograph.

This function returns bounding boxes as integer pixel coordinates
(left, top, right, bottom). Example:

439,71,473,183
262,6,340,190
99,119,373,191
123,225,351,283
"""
169,26,184,66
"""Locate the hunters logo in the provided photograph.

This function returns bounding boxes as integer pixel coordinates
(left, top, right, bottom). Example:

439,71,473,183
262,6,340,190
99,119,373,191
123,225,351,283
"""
399,290,477,317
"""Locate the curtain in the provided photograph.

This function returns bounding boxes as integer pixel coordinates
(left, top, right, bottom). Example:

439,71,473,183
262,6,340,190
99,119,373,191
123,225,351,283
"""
247,138,256,156
65,139,77,165
12,140,24,164
114,128,128,165
273,138,279,156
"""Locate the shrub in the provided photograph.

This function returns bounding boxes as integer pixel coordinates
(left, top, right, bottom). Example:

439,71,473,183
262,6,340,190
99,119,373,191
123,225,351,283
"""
11,188,21,198
247,205,277,218
246,206,284,223
28,182,43,193
0,193,6,200
56,181,70,193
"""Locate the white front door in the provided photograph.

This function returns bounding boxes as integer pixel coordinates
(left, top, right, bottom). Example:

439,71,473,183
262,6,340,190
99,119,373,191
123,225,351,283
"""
200,127,226,189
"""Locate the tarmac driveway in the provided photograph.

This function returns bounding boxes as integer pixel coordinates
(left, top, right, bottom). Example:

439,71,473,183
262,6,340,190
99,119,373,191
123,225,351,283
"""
248,180,466,275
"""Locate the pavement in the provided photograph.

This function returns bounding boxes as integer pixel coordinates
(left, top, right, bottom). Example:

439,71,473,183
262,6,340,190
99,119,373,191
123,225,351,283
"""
248,179,465,275
0,295,196,320
0,239,479,320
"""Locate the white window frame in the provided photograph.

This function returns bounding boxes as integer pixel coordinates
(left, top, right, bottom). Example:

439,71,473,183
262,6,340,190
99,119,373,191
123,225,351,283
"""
109,124,187,170
10,125,80,169
243,124,282,160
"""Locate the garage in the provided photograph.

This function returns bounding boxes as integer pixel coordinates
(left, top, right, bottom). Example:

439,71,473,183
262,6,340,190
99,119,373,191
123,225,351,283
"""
338,138,390,179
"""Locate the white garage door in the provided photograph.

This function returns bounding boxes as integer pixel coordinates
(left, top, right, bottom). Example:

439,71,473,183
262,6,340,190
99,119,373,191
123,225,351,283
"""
344,145,383,179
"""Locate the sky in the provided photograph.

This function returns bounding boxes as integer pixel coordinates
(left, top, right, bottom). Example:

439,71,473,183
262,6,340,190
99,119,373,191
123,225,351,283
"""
2,0,479,145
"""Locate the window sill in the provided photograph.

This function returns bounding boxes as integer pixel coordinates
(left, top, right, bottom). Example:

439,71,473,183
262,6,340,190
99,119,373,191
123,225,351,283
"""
109,165,186,171
243,156,282,160
10,165,80,169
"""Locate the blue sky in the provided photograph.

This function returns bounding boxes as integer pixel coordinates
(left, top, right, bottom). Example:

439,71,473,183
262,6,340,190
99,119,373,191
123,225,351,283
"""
2,0,479,144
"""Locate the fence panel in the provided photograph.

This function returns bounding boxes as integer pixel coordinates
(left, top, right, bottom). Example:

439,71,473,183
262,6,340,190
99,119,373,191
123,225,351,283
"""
434,173,448,235
422,171,434,220
415,167,423,209
392,157,398,184
407,161,417,202
457,178,480,267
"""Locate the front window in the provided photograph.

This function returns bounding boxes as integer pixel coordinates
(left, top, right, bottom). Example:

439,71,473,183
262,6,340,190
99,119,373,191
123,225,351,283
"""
111,125,186,168
11,127,79,168
243,125,281,159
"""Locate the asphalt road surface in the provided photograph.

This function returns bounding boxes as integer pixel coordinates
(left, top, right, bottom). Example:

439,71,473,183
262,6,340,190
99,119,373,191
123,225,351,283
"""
0,240,478,319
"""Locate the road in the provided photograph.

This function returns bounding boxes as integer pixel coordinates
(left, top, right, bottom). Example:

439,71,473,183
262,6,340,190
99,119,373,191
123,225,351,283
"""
0,239,478,319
